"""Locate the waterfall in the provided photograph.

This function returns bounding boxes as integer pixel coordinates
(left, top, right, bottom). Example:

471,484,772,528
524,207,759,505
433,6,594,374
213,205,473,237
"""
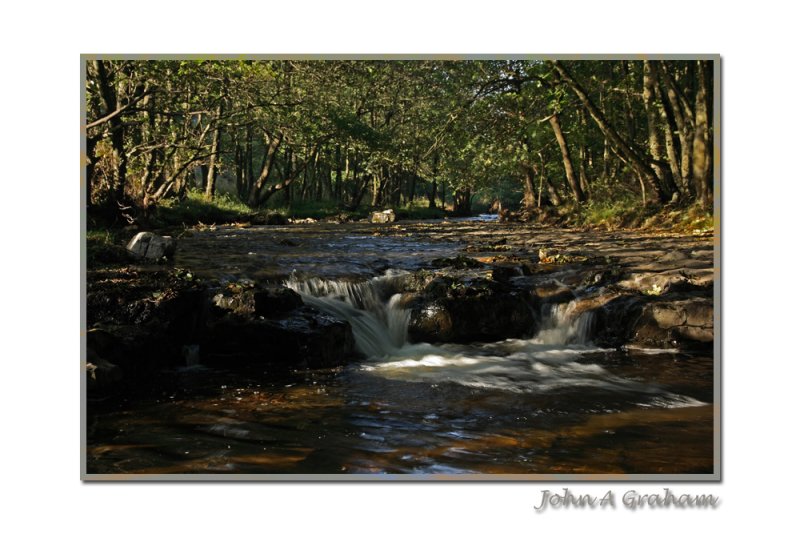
534,301,595,345
288,268,599,359
287,272,703,407
286,270,411,357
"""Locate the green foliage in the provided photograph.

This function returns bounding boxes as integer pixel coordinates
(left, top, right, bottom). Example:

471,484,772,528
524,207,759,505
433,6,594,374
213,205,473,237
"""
154,191,254,227
87,58,714,232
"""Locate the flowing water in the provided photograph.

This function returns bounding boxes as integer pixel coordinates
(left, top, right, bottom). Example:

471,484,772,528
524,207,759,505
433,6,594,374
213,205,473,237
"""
87,221,715,475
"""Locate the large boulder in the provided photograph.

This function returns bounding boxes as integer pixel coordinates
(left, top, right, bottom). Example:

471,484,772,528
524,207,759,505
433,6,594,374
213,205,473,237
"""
254,287,304,317
126,232,177,261
370,209,396,224
406,277,537,343
593,295,713,349
205,307,355,369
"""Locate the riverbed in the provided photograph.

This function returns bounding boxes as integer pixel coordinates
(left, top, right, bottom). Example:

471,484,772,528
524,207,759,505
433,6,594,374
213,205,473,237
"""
86,219,716,476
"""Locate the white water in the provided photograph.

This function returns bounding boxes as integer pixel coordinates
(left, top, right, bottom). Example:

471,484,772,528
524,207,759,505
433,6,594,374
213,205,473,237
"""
287,271,705,408
286,270,412,356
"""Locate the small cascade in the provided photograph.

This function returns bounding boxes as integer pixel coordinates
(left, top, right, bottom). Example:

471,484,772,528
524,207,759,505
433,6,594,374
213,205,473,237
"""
286,270,411,357
535,300,595,345
287,272,702,407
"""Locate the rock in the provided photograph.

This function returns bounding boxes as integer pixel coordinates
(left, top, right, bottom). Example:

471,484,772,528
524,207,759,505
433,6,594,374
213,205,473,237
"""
430,255,483,269
651,305,688,329
539,248,558,261
407,278,537,343
126,232,177,261
593,295,647,347
489,265,522,282
253,287,304,317
532,281,575,304
683,300,713,326
86,356,123,393
87,269,208,381
211,289,255,316
250,212,289,225
370,209,396,224
594,296,714,349
659,251,689,262
618,271,705,295
674,325,714,343
205,307,355,369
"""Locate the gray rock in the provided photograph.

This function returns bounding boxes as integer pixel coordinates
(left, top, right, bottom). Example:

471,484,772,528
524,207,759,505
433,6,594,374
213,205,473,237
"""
126,232,176,261
683,300,713,327
674,325,714,343
370,209,396,224
86,356,123,392
651,305,688,329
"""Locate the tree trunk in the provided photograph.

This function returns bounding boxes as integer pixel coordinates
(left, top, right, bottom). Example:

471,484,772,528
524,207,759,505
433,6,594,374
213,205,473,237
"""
204,101,224,200
245,126,254,197
549,113,586,202
692,60,713,209
247,132,282,206
578,109,591,199
428,179,438,208
407,172,417,204
86,133,105,207
643,61,679,200
334,144,343,201
453,187,471,215
428,153,439,208
657,61,695,194
550,60,667,204
260,146,319,205
94,60,128,207
522,164,538,211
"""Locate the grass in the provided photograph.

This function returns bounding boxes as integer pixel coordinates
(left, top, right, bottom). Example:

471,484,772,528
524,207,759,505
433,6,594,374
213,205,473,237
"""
154,191,255,227
86,229,131,266
555,198,714,233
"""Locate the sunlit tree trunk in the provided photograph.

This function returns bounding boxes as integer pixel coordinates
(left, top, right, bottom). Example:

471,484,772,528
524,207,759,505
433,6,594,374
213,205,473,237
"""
522,165,537,211
692,60,713,209
658,61,695,194
248,132,282,206
643,61,679,200
204,101,224,200
549,113,586,203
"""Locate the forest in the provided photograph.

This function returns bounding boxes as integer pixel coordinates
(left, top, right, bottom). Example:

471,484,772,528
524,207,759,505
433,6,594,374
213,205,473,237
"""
85,59,715,228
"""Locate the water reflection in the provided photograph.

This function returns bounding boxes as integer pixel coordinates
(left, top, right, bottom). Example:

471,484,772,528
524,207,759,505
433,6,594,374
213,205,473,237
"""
87,349,713,475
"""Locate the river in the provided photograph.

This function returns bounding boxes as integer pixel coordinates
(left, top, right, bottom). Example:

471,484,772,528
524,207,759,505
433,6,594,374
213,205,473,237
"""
87,219,715,475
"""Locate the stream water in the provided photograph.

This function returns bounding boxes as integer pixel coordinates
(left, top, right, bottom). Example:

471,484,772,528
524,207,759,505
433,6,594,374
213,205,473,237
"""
87,221,715,475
